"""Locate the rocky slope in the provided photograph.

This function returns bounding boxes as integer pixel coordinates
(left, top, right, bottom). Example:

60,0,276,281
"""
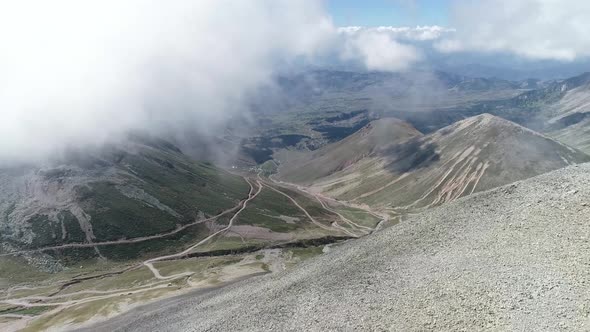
545,80,590,152
279,114,590,211
86,162,590,332
0,136,250,269
472,72,590,153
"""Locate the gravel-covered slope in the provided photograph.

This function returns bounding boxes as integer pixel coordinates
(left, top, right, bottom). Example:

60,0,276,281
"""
89,163,590,332
286,114,590,210
0,137,249,268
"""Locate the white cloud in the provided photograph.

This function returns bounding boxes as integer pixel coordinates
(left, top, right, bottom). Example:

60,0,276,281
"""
341,30,421,71
437,0,590,61
0,0,334,163
339,26,455,42
374,26,455,41
0,1,426,164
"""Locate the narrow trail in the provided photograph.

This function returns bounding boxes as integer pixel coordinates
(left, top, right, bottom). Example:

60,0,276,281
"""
7,280,174,303
0,314,29,319
350,173,409,202
330,222,360,238
0,172,366,329
270,183,363,238
1,284,171,309
0,176,264,324
262,183,338,234
0,172,383,326
313,194,371,236
0,200,244,257
143,178,263,280
267,175,388,233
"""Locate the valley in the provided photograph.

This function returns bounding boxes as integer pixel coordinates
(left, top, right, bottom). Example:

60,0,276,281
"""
0,158,381,331
4,1,590,331
277,113,590,213
94,162,590,332
3,69,590,331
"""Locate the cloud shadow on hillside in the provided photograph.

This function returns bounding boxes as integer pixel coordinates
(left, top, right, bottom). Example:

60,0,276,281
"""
380,138,440,173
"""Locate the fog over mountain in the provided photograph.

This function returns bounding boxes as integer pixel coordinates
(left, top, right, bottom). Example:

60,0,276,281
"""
440,0,590,61
0,1,420,165
0,1,328,164
5,1,590,166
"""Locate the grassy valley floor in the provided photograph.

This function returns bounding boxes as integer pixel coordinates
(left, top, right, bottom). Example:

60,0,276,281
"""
0,171,382,332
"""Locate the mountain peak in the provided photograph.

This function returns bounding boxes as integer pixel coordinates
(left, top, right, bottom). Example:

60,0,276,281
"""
441,113,546,140
282,112,589,210
358,118,422,138
278,117,422,184
462,113,513,126
565,71,590,88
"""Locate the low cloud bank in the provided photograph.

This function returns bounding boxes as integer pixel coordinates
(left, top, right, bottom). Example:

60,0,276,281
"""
438,0,590,61
4,0,586,165
0,1,422,164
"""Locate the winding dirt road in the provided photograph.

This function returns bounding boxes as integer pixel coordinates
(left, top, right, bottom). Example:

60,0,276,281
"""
313,194,372,234
262,184,338,233
0,173,381,330
143,178,263,280
0,199,246,257
0,177,265,328
266,175,388,234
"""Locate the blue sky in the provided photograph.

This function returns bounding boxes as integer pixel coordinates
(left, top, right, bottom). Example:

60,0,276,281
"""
327,0,449,27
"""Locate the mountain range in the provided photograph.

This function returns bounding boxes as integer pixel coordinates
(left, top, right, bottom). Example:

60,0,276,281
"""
4,69,590,331
278,114,590,212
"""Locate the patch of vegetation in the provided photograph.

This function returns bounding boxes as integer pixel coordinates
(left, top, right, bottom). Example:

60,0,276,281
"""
21,296,132,331
153,256,241,277
77,182,178,241
313,119,370,141
58,265,154,295
324,110,368,123
25,210,96,250
60,211,88,243
122,151,249,218
288,246,324,262
331,206,381,228
0,317,19,324
190,237,266,253
0,257,51,283
259,160,278,176
4,305,54,316
382,138,440,173
28,215,59,248
260,263,270,272
72,147,250,246
95,223,210,261
236,187,309,232
276,186,339,225
49,247,100,265
240,146,274,164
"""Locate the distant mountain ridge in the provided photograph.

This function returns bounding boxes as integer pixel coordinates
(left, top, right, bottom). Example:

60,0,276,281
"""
468,72,590,153
277,118,422,184
117,162,590,331
279,114,590,211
